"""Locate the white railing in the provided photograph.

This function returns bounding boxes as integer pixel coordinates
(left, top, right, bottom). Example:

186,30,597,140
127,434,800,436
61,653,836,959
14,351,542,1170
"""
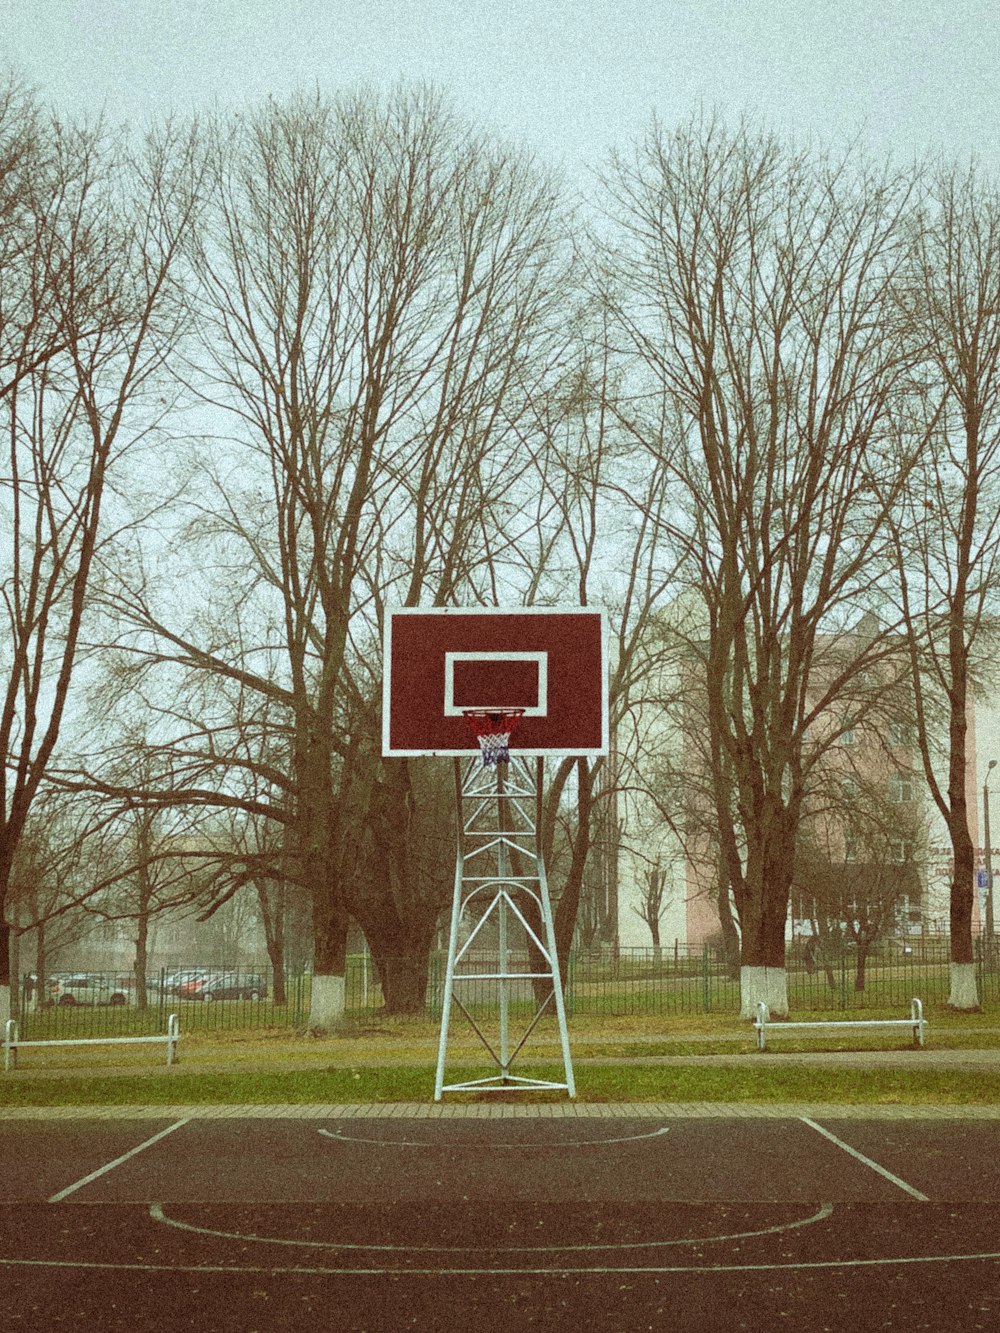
3,1013,180,1071
754,998,926,1051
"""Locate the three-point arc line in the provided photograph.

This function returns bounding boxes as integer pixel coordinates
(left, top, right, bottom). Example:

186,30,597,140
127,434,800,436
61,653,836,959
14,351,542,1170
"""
317,1124,672,1149
147,1199,834,1254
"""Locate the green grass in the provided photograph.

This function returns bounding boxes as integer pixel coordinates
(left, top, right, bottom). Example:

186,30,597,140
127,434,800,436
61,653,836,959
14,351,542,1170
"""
2,1059,999,1109
4,999,1000,1108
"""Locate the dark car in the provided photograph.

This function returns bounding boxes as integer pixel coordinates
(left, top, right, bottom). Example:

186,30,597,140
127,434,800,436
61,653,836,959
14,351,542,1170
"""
179,972,266,1002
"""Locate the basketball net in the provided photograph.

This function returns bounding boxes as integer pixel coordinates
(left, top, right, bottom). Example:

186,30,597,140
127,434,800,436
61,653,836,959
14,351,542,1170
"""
462,709,525,767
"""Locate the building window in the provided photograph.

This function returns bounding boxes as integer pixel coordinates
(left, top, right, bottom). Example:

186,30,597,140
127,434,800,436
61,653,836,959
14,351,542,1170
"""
890,774,914,804
844,834,858,863
889,720,914,747
842,725,856,747
889,838,911,863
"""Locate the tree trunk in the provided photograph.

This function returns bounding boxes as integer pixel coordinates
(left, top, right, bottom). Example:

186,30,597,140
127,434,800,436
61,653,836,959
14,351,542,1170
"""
370,948,431,1015
345,759,442,1017
299,729,350,1031
308,888,349,1031
8,928,18,1022
0,920,9,1027
268,926,288,1007
739,918,790,1016
35,921,46,1009
948,812,979,1009
133,911,149,1012
257,880,288,1005
945,582,979,1007
526,758,595,1005
739,965,789,1020
737,812,794,1018
854,944,869,992
949,961,979,1010
355,904,438,1016
716,857,741,982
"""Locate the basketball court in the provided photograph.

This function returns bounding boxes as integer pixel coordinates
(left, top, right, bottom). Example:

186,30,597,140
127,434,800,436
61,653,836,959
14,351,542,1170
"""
2,1107,1000,1330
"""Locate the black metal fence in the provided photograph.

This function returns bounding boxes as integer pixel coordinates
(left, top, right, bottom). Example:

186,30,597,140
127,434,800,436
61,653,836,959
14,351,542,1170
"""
563,938,1000,1017
12,939,1000,1039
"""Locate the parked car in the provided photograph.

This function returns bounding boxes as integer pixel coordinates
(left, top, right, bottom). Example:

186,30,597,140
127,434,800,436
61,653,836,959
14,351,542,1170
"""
162,970,212,996
47,973,134,1006
180,971,266,1002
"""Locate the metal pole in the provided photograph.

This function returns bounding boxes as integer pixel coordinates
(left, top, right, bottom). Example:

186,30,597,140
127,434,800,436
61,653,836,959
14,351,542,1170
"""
536,758,576,1098
497,760,510,1080
985,760,997,962
434,758,467,1102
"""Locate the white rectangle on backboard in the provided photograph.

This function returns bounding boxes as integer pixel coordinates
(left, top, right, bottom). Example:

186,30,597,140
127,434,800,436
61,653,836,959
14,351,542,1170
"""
443,652,548,716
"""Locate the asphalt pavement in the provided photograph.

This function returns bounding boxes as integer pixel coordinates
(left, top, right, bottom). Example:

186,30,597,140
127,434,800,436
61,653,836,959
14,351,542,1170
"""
2,1111,1000,1331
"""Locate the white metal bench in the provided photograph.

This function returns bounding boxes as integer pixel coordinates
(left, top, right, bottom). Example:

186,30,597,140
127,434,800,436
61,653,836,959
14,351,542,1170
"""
754,998,926,1051
3,1014,180,1071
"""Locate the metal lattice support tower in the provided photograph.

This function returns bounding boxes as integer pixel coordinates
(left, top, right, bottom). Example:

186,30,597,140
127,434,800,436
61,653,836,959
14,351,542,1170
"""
434,754,575,1100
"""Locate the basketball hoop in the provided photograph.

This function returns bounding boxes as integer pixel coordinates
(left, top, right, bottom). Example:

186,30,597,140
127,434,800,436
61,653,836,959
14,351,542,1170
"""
462,709,525,766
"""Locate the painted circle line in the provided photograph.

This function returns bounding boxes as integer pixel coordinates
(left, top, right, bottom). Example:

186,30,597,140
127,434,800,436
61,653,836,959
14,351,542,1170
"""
5,1241,1000,1278
148,1200,834,1255
317,1125,671,1150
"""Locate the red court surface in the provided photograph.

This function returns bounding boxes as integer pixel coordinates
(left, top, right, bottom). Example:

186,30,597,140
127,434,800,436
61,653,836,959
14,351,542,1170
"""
1,1113,999,1331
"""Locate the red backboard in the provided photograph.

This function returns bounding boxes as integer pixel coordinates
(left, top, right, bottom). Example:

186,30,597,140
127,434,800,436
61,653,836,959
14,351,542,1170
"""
382,607,607,757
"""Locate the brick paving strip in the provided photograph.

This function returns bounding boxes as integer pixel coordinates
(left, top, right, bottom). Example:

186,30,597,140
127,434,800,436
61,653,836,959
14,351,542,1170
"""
5,1101,1000,1120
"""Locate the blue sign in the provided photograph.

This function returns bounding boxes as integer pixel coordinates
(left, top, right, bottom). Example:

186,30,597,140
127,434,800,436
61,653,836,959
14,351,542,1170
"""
977,869,990,889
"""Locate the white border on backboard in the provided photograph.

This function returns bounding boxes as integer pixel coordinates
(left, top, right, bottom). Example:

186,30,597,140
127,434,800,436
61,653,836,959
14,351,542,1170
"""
382,606,608,758
443,651,548,716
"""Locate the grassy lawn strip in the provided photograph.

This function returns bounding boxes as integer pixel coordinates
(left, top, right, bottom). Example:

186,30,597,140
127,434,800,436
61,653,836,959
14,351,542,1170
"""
1,1062,998,1107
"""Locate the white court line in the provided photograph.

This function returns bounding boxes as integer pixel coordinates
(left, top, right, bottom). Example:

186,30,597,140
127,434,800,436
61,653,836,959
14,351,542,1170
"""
317,1125,671,1149
4,1246,1000,1275
47,1119,191,1204
149,1199,833,1254
800,1118,929,1202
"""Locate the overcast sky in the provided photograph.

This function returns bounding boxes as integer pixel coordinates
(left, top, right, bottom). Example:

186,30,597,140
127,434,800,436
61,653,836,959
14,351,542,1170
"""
6,3,1000,784
5,0,1000,177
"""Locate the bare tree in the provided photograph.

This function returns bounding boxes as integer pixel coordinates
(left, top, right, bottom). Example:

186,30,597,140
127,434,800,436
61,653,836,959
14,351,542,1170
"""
890,163,1000,1008
496,300,685,995
0,109,199,1024
603,115,920,1016
795,758,927,992
0,80,88,404
97,88,570,1025
7,799,97,1010
632,859,670,960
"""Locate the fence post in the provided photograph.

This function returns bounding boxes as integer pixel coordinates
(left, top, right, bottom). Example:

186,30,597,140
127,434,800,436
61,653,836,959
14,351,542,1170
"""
428,952,440,1021
565,949,575,1018
839,949,848,1011
703,943,711,1012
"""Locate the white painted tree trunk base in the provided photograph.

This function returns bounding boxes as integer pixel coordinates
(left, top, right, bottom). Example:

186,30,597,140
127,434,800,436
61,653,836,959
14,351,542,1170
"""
308,973,346,1032
947,961,980,1010
739,966,789,1020
0,984,9,1030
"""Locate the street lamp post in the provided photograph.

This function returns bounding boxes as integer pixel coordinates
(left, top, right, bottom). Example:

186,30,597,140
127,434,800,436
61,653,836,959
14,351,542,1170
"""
984,760,997,960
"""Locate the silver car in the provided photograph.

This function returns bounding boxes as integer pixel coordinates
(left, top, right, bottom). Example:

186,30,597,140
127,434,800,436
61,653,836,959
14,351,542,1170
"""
48,973,134,1006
